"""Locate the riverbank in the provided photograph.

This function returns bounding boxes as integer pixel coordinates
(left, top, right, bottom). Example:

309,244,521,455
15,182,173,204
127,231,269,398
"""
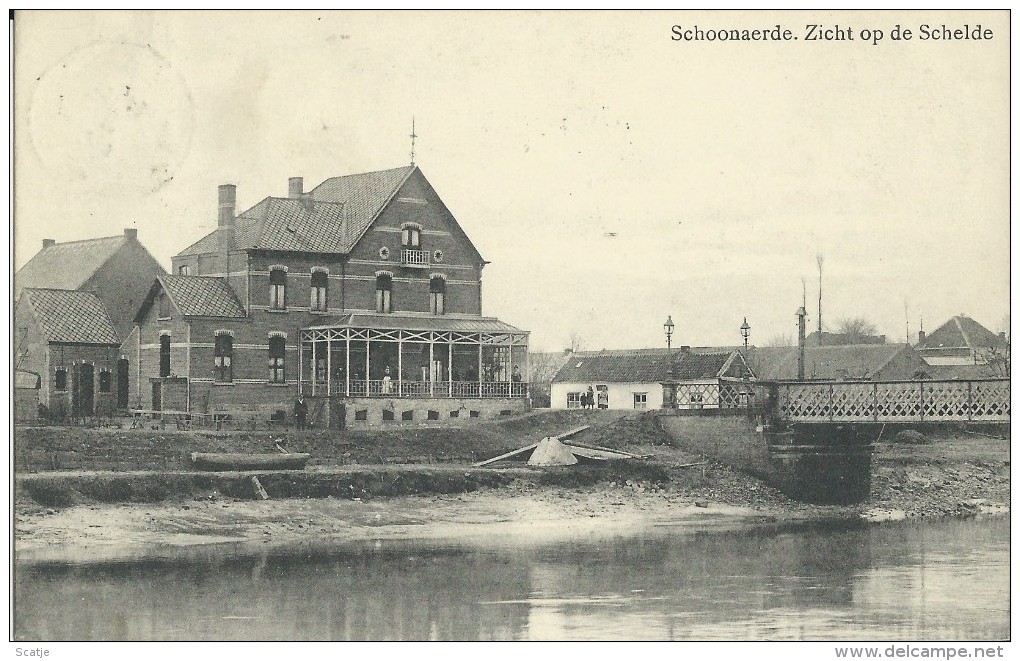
13,412,1009,563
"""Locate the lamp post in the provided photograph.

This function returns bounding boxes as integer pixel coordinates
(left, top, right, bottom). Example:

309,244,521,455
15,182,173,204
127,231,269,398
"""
663,315,676,409
740,317,750,352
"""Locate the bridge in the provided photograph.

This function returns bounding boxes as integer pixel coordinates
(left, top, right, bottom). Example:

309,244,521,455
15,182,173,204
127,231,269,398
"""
770,378,1010,424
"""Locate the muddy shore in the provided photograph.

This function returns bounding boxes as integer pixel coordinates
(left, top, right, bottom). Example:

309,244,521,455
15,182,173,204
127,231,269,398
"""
13,413,1010,563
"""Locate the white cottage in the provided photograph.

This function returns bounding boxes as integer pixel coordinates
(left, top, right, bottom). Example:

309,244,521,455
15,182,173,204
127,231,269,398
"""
550,347,753,411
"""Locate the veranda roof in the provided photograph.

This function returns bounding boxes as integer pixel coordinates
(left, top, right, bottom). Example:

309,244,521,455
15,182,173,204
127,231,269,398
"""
304,312,527,335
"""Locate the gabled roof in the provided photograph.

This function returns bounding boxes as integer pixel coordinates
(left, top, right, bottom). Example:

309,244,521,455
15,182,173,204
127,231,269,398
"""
751,344,917,381
918,315,1005,352
136,275,247,321
552,348,748,384
20,288,119,345
305,312,524,334
311,165,416,246
177,166,415,257
16,235,127,293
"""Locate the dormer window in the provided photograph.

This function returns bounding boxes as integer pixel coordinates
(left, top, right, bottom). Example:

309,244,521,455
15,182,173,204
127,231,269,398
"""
430,275,446,315
401,223,421,249
310,269,328,312
269,267,287,310
375,272,393,313
178,265,191,276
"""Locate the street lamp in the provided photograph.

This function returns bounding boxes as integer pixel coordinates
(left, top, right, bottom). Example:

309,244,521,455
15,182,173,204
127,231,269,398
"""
740,317,751,351
663,315,676,409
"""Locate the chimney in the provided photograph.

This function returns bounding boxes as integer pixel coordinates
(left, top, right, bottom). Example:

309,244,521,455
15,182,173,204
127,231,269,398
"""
796,305,807,380
42,239,55,249
218,184,236,227
288,177,303,197
918,329,926,345
124,228,138,240
680,345,691,354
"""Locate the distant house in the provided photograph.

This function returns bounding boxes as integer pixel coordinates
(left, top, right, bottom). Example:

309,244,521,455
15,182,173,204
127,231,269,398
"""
14,288,122,419
550,347,753,411
15,229,166,342
749,343,931,382
804,330,886,347
916,315,1007,378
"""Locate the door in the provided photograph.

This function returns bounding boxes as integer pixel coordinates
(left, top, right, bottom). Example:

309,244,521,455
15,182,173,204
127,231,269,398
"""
151,381,162,411
117,358,129,408
74,364,95,417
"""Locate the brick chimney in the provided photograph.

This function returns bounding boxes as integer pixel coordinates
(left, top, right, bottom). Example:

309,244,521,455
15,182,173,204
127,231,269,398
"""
918,329,926,345
218,184,236,228
124,228,138,240
42,239,55,249
218,184,236,272
288,177,303,197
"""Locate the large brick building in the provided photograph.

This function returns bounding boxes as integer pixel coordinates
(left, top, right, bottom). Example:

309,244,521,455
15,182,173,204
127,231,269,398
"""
126,165,530,426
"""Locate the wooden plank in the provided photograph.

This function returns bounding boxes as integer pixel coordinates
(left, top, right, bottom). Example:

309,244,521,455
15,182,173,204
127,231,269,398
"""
472,442,541,467
553,425,589,440
251,476,270,500
561,440,644,458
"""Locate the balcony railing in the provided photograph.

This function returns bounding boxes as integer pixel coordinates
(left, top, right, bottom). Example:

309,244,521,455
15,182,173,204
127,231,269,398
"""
400,249,431,268
305,379,529,399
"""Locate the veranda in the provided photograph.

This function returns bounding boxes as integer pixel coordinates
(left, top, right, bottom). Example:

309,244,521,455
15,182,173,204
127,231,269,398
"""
299,315,530,398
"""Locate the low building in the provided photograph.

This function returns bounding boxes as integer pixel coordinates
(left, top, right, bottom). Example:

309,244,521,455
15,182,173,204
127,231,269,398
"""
550,347,753,411
14,288,123,419
749,343,931,382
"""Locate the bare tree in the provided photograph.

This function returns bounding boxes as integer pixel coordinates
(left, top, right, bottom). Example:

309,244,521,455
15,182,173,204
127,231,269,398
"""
764,333,794,347
834,317,879,344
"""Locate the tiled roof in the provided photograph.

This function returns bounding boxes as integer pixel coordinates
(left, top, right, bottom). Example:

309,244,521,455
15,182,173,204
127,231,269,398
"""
21,288,120,344
751,344,912,381
160,275,246,318
16,235,126,293
918,315,1005,352
306,312,525,334
552,348,743,384
923,363,999,380
311,165,415,245
177,166,415,257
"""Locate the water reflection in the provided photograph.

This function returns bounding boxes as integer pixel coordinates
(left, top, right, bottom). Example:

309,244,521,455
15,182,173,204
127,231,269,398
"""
14,517,1008,641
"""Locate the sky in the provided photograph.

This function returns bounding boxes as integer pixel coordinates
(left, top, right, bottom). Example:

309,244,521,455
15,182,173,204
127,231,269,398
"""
13,10,1010,352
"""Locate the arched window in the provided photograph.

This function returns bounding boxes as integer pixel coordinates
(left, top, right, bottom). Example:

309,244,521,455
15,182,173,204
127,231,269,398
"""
268,336,286,383
430,276,446,315
310,270,328,312
214,334,233,383
376,273,393,313
159,334,171,377
269,268,287,310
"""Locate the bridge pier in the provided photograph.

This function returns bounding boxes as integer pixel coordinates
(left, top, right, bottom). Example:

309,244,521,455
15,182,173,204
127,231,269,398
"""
767,424,876,504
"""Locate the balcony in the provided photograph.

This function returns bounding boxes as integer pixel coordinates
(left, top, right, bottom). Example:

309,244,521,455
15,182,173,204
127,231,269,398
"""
400,248,430,268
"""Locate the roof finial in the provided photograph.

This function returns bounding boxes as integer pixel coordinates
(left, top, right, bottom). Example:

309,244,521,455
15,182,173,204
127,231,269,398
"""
409,117,418,166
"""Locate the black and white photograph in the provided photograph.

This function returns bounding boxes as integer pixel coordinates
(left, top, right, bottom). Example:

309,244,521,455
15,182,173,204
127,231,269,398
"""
9,9,1011,650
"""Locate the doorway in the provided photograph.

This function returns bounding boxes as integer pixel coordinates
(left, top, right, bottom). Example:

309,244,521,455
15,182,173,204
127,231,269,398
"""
73,363,95,417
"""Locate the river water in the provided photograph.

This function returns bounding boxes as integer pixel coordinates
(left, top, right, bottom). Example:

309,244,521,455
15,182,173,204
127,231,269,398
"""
13,516,1008,641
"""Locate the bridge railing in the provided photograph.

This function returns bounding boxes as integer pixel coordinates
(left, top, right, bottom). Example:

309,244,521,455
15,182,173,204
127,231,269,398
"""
771,378,1010,423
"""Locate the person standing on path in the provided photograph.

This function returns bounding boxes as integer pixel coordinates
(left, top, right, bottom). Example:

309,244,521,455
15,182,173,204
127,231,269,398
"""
294,394,308,431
